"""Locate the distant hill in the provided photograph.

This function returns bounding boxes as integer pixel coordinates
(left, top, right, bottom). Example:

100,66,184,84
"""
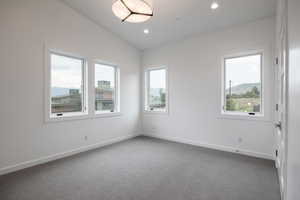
51,87,71,97
227,83,261,95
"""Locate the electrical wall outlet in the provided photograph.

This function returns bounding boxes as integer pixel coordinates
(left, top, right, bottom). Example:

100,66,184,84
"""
238,137,243,143
151,126,157,133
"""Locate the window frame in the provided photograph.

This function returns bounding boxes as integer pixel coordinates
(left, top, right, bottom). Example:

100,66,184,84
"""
221,51,264,118
144,66,169,114
45,49,89,122
94,61,120,116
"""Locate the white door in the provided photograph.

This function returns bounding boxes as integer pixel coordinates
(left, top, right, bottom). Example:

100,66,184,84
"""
275,5,288,199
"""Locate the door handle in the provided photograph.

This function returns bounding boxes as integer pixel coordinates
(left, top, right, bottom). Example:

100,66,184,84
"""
275,122,282,130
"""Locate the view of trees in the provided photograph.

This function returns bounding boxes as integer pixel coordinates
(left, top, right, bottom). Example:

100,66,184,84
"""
226,86,261,113
149,88,166,110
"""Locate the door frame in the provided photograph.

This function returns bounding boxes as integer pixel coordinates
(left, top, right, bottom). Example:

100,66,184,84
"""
275,0,288,199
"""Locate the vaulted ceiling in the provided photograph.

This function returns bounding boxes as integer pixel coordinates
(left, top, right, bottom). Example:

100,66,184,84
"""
62,0,277,50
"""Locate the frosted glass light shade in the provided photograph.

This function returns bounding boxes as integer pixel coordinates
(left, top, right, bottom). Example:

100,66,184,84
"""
112,0,153,23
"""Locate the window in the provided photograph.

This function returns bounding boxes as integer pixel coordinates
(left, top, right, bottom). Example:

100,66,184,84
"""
145,67,168,112
223,53,263,116
95,63,119,114
49,52,87,118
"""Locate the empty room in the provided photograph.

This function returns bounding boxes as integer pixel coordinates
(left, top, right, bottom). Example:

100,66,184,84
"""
1,0,300,199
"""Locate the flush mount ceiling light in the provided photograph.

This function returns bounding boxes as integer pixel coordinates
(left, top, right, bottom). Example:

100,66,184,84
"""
112,0,153,23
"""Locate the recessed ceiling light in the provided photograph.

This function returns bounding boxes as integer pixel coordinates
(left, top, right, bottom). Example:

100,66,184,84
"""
144,29,149,34
211,2,219,10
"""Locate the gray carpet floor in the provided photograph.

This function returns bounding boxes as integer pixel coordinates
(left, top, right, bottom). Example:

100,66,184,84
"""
0,136,280,200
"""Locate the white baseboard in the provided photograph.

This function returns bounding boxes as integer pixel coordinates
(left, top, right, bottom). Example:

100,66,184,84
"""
143,134,274,160
0,134,137,176
0,133,274,176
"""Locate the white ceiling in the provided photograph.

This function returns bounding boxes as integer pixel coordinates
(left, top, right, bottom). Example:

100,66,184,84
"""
62,0,276,50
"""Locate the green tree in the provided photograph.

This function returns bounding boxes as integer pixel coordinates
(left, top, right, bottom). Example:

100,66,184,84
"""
252,86,260,96
159,89,166,106
243,86,260,98
226,95,236,111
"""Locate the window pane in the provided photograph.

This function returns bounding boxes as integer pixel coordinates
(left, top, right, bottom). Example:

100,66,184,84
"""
149,69,166,111
51,54,83,114
225,54,262,113
95,64,115,112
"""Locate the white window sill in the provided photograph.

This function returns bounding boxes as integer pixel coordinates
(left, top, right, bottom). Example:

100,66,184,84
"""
143,110,169,115
94,112,122,118
45,112,123,123
218,112,272,122
46,112,89,123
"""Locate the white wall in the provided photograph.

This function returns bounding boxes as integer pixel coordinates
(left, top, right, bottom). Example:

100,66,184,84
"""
142,17,276,159
0,0,278,176
0,0,141,172
287,0,300,199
